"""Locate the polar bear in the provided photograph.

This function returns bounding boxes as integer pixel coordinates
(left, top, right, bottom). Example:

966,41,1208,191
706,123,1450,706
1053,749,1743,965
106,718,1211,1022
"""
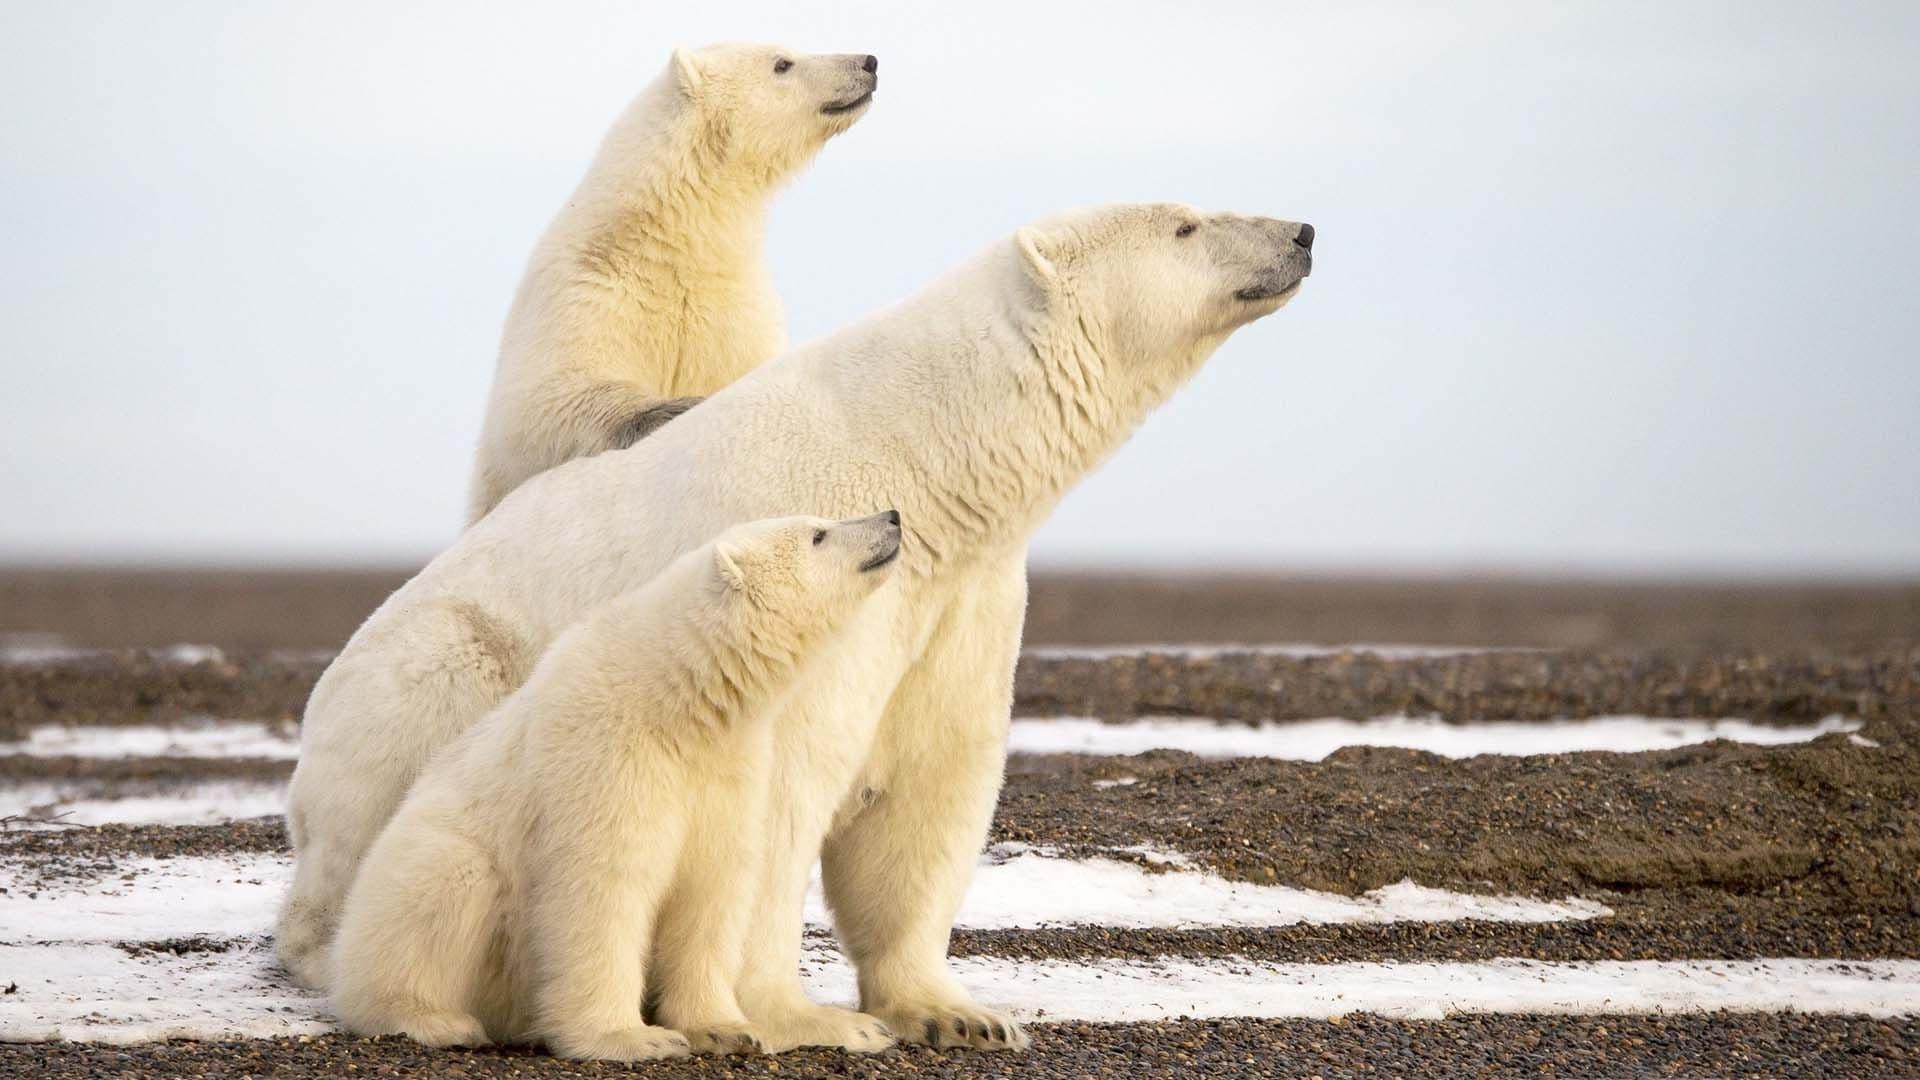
282,203,1314,1049
327,512,901,1061
466,43,879,521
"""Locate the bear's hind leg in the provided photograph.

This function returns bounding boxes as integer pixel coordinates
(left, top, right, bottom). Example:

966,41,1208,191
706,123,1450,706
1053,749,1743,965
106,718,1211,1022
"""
276,812,369,990
275,796,336,989
328,822,500,1047
282,598,533,988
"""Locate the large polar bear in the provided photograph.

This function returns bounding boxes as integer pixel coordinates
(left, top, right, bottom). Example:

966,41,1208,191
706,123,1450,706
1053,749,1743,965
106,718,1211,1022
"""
329,512,902,1061
283,202,1314,1049
467,43,879,521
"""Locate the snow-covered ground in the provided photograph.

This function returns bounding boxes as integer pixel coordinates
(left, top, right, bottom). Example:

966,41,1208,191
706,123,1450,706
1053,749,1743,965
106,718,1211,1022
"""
855,955,1920,1024
0,781,288,825
0,844,1660,1043
0,941,328,1043
1023,643,1537,661
1,721,300,760
7,942,1917,1043
0,639,1521,667
1008,713,1863,760
0,639,1899,1048
0,847,1905,1042
0,712,1863,824
0,847,1607,944
0,638,225,667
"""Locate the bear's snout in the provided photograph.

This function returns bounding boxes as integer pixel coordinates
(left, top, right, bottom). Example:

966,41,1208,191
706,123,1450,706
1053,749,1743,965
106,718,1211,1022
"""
849,509,903,573
820,55,879,116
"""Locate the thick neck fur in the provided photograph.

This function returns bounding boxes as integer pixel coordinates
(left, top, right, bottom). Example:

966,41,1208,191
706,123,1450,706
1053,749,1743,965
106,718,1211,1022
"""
821,245,1222,577
511,74,793,387
569,78,778,263
660,600,808,733
585,564,817,736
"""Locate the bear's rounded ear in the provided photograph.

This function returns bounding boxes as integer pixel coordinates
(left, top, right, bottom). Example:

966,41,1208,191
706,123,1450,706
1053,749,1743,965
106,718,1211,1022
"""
671,48,706,94
1015,226,1060,288
711,542,747,592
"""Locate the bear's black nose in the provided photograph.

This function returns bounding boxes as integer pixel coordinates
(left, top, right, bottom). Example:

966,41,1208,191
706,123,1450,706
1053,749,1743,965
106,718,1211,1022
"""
883,509,900,526
1294,223,1315,252
862,55,878,74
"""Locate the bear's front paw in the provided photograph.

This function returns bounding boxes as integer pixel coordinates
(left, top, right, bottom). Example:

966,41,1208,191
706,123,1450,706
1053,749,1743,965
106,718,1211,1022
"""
390,1010,490,1048
548,1023,690,1062
746,1003,894,1053
874,1002,1029,1052
680,1021,769,1055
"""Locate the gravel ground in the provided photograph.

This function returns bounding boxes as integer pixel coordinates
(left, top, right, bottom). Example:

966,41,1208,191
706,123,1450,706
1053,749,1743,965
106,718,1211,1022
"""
0,653,327,739
4,577,1917,1077
7,721,1916,965
7,568,1918,651
0,754,289,786
1016,647,1919,724
9,723,1915,910
999,736,1919,908
944,907,1920,964
6,645,1916,737
6,1015,1916,1079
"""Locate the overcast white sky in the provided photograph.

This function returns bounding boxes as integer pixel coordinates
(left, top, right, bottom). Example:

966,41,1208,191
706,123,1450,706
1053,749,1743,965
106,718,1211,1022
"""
3,1,1916,573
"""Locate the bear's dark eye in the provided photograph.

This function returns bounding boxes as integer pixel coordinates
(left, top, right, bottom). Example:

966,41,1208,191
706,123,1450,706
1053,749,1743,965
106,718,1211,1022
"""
773,58,793,74
811,529,826,546
1175,222,1198,239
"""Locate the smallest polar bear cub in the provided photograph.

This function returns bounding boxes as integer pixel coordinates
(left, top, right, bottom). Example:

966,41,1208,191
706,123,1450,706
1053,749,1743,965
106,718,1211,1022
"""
328,511,904,1061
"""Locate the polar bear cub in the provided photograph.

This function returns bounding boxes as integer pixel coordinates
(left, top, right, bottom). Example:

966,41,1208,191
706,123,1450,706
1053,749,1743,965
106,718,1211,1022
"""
327,511,903,1060
467,43,879,521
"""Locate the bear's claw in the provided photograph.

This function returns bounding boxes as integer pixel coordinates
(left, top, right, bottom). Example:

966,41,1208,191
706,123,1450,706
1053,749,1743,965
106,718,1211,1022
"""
683,1023,769,1055
877,1003,1028,1052
745,1003,893,1053
549,1024,690,1062
390,1010,489,1048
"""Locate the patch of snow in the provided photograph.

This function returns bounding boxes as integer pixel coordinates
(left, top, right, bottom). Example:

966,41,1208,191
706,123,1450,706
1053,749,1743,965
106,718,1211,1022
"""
0,633,71,665
869,845,1608,930
1008,714,1864,760
0,856,288,942
0,642,226,667
800,951,1920,1023
9,944,1918,1044
1109,844,1198,869
264,648,340,665
0,720,299,761
1025,643,1537,662
0,941,327,1043
0,641,1523,667
1092,776,1139,789
25,710,1857,824
151,644,226,665
0,781,286,825
4,848,1604,947
19,709,1861,770
0,642,89,666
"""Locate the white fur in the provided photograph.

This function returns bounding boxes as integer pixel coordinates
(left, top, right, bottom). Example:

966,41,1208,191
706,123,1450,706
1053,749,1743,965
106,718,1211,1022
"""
284,203,1312,1051
327,515,898,1060
467,43,876,521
